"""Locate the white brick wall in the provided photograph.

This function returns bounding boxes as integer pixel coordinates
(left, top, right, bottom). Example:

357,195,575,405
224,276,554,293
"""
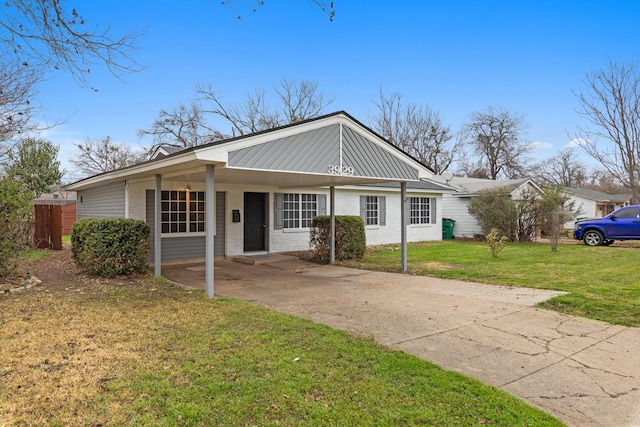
126,180,443,257
336,188,442,245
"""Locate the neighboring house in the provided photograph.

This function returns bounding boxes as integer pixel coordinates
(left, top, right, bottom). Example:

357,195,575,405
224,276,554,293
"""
562,187,631,229
433,176,543,238
64,111,453,292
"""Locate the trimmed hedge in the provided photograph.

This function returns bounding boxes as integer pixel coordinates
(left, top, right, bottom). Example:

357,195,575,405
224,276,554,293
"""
310,215,366,262
71,218,150,278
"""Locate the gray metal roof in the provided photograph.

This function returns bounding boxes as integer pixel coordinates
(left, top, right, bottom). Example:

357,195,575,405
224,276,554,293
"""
430,176,537,195
360,180,456,192
563,186,632,203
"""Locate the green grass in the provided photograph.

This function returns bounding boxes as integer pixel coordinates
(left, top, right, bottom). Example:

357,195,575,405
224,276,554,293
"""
340,241,640,326
0,275,563,426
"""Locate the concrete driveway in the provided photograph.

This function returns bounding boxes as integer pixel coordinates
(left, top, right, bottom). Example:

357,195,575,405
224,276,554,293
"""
163,257,640,427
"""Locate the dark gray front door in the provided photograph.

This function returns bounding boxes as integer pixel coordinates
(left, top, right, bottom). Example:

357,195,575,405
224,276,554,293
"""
244,192,266,251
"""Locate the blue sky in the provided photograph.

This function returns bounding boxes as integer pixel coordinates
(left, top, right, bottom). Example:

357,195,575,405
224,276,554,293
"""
34,1,640,180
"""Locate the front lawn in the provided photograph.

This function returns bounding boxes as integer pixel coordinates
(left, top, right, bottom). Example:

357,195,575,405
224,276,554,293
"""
0,263,562,426
340,240,640,326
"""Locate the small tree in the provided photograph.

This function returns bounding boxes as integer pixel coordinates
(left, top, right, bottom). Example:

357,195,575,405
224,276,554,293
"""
486,228,508,258
468,188,518,240
513,189,539,242
538,186,578,251
2,137,62,197
468,187,541,242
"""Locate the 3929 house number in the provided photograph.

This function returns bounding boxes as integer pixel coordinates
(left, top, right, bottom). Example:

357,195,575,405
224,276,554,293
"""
328,164,355,176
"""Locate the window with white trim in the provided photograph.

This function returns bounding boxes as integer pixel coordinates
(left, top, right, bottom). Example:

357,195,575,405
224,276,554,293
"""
410,197,431,224
161,190,205,233
365,196,379,225
283,193,318,228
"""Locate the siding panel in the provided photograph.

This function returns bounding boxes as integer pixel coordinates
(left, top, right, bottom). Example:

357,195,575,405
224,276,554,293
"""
77,182,126,218
342,126,419,180
228,125,340,173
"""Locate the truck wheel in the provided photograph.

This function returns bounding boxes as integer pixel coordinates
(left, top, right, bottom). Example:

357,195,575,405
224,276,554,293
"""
583,230,604,246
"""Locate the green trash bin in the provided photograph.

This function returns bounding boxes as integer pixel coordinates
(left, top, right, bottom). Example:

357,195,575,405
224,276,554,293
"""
442,218,456,239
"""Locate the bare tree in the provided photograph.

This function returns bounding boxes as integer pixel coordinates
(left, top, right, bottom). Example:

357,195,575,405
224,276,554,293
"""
70,137,144,177
370,91,463,174
275,78,333,123
137,103,223,151
0,62,41,157
196,78,334,136
583,168,626,194
532,148,587,187
460,106,531,180
573,59,640,204
0,1,144,158
0,0,144,87
220,0,335,21
140,78,333,147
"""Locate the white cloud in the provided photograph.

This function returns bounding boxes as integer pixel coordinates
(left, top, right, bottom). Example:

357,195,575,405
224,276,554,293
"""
528,141,553,151
566,137,590,148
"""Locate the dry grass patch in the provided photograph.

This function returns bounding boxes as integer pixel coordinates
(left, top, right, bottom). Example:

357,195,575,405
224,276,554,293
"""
0,250,563,426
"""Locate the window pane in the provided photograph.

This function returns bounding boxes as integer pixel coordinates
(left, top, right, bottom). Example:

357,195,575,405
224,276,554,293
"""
366,196,378,225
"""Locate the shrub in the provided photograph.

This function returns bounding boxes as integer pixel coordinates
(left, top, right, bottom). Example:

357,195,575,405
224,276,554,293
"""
486,228,508,258
310,215,366,262
71,218,150,277
0,177,34,279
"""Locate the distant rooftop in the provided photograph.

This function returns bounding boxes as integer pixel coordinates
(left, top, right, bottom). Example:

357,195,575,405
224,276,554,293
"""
563,186,631,203
33,190,77,205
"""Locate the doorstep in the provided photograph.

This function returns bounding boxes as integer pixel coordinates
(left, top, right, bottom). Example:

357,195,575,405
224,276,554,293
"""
232,252,299,265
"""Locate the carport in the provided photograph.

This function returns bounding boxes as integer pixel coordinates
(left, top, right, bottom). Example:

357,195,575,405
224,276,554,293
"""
65,112,438,297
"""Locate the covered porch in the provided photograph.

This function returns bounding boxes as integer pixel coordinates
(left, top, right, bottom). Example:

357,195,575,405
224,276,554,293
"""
66,112,438,297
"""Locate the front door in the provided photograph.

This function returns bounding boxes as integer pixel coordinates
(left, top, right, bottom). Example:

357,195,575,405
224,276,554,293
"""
244,192,266,251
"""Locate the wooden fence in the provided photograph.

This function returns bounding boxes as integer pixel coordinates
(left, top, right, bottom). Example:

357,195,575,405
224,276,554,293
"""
32,203,77,250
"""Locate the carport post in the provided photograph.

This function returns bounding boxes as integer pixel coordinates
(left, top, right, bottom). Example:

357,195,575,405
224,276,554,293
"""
330,186,335,264
205,164,215,298
154,174,162,278
401,182,407,272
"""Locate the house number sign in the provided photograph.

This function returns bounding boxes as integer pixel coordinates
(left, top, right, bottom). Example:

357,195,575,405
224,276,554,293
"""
328,164,355,176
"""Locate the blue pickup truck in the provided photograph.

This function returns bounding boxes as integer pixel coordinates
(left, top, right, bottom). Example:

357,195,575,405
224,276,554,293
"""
573,205,640,246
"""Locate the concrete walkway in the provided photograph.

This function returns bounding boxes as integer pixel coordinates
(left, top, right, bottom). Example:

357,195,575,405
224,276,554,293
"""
163,258,640,427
